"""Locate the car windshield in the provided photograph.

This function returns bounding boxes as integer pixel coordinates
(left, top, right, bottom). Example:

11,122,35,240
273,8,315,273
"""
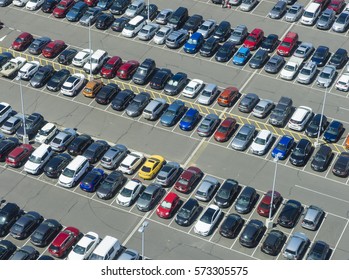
200,24,209,31
280,41,291,47
337,14,348,24
301,68,311,75
200,209,214,224
62,167,74,178
276,142,286,151
320,71,331,79
204,40,215,48
255,137,266,145
288,8,298,14
320,14,330,21
217,188,230,199
73,245,86,255
237,195,249,206
236,132,247,141
313,51,324,59
103,63,115,70
236,52,246,58
141,166,151,173
178,208,190,218
219,46,230,54
29,155,41,164
217,126,229,133
140,192,151,201
177,178,188,185
315,154,326,162
157,31,165,37
293,147,305,156
168,79,178,86
164,109,176,117
201,90,212,97
120,187,132,197
326,126,338,134
199,123,209,130
51,74,65,83
160,201,172,209
246,35,256,42
284,64,295,71
32,231,44,240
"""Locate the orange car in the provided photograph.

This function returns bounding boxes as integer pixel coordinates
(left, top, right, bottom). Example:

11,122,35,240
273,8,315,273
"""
82,80,103,98
345,134,349,149
217,87,240,107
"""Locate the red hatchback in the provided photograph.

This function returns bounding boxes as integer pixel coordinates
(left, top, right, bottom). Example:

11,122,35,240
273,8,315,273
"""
156,192,180,219
48,226,80,258
100,56,123,79
6,144,34,168
52,0,75,18
243,28,264,50
174,166,203,193
327,0,345,13
42,40,67,58
116,60,139,80
257,191,283,218
11,32,34,51
214,117,237,142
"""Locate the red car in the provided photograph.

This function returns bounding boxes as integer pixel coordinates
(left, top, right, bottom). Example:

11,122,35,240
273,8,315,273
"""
257,191,283,218
11,32,34,51
84,0,98,6
6,144,34,168
156,192,180,219
174,166,203,193
116,60,139,80
214,117,237,142
217,87,240,107
327,0,345,13
313,0,330,10
100,56,123,79
48,226,80,258
42,40,67,58
52,0,75,18
276,31,298,57
243,28,264,50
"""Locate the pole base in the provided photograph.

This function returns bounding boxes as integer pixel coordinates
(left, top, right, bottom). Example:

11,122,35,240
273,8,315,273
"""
265,218,274,229
22,135,29,145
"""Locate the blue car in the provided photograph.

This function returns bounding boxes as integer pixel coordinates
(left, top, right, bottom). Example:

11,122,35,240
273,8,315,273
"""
183,32,204,54
179,108,200,131
233,47,250,65
160,100,186,127
66,2,88,22
323,120,343,143
97,0,114,10
79,168,105,192
272,135,294,160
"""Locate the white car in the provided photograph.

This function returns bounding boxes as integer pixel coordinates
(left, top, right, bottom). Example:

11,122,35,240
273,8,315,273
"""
118,152,144,174
72,49,93,67
35,122,59,144
61,73,85,96
336,73,349,91
116,179,143,207
18,61,40,81
13,0,29,7
194,204,222,236
137,23,160,41
280,61,299,80
182,79,204,98
288,106,313,131
250,129,273,155
0,102,13,124
197,19,216,39
153,26,173,45
26,0,44,10
67,232,99,260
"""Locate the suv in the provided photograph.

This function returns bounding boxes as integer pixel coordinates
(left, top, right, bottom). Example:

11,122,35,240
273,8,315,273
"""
268,96,293,127
143,98,167,120
0,202,22,237
288,106,313,131
297,61,317,84
167,6,189,30
301,205,324,230
283,232,309,260
166,30,188,49
132,58,156,85
100,144,128,169
16,112,44,140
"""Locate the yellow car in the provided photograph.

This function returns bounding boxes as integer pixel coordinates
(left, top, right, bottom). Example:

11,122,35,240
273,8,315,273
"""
138,155,165,180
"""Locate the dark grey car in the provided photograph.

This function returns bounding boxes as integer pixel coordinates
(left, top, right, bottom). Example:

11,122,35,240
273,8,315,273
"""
79,7,102,26
228,24,248,45
234,186,257,214
268,1,287,19
164,72,188,96
28,37,51,55
269,96,293,127
264,55,285,74
155,161,181,186
16,112,44,140
136,183,164,212
317,8,336,30
249,49,269,69
9,245,39,260
238,93,259,113
100,144,128,169
125,92,151,117
96,170,126,200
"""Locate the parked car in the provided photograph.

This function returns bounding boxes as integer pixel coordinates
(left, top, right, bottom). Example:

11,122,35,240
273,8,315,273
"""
30,65,55,88
197,114,220,137
311,145,333,172
243,28,264,50
194,204,222,236
252,99,274,118
228,24,248,45
277,200,303,228
6,144,34,168
268,1,287,19
277,32,298,56
175,198,200,226
332,11,349,32
231,124,255,151
10,211,44,239
48,226,80,258
283,232,309,260
137,23,160,41
67,231,99,260
164,72,187,96
197,19,216,39
290,139,313,166
287,106,313,131
316,65,337,87
250,130,273,156
156,192,180,219
249,49,269,69
306,240,330,260
156,8,173,24
42,40,66,58
239,219,265,248
233,47,250,65
195,176,220,202
214,179,239,208
317,8,336,29
238,93,259,113
16,112,44,140
311,45,330,66
174,166,203,193
215,41,236,62
160,100,186,127
0,202,22,237
80,168,105,192
183,32,204,54
11,32,33,51
156,162,181,186
219,214,244,239
212,20,231,42
46,69,70,92
153,26,173,45
95,84,120,105
125,92,151,117
136,183,164,212
50,128,77,152
97,171,126,200
67,134,93,156
0,240,17,260
332,152,349,177
30,219,62,247
260,34,278,52
264,55,285,74
28,36,51,55
323,120,343,142
118,152,144,175
285,3,304,22
214,117,237,142
82,140,109,164
305,114,328,137
149,68,172,90
294,42,314,59
271,135,294,160
115,178,143,206
9,245,39,260
257,191,283,218
36,123,59,145
60,73,85,96
297,61,317,84
240,0,257,11
234,186,257,214
44,153,72,178
111,17,129,32
301,205,324,230
217,86,239,107
197,83,219,105
200,36,220,57
261,230,286,256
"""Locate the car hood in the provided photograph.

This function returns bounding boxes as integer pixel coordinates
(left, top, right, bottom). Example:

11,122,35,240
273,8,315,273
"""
161,114,175,124
194,220,211,233
137,197,150,209
67,250,84,260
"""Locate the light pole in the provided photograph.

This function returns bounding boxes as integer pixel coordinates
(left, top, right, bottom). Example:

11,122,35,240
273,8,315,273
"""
147,0,150,23
315,87,328,148
138,220,149,260
88,19,93,81
15,74,28,144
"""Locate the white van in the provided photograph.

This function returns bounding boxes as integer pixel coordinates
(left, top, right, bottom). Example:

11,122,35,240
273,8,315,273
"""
58,155,89,188
301,3,321,25
83,49,108,74
88,235,122,260
24,144,53,175
122,15,146,38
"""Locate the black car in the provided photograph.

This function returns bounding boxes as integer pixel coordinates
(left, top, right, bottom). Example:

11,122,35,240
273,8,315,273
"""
249,49,269,69
95,13,115,30
30,219,62,247
57,48,78,65
28,37,51,55
238,93,260,113
289,139,313,166
67,134,93,156
306,240,330,260
132,58,156,85
0,202,22,236
111,89,136,111
110,0,131,15
234,186,258,214
261,230,286,256
329,48,347,69
164,72,188,96
213,20,231,42
311,145,333,172
175,198,200,227
277,199,303,228
239,219,265,248
182,14,203,33
214,179,239,208
149,68,172,90
264,55,285,74
46,69,70,92
95,83,120,105
9,245,39,260
260,34,279,52
140,4,158,21
0,240,17,260
215,41,236,62
0,52,13,68
30,65,54,88
83,140,109,164
10,211,44,240
96,171,126,200
219,213,244,238
16,112,44,140
311,45,330,67
200,36,220,57
111,17,130,32
125,92,151,117
38,255,55,260
305,114,328,138
41,0,59,13
0,137,19,161
44,153,72,178
332,152,349,177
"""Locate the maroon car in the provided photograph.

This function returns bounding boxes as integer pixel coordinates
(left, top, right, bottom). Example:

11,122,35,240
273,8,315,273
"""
52,0,75,18
116,60,139,80
100,56,123,79
11,32,34,51
42,40,67,58
174,166,203,193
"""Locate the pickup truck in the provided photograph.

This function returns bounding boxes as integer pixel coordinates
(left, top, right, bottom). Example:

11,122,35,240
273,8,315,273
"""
0,57,27,78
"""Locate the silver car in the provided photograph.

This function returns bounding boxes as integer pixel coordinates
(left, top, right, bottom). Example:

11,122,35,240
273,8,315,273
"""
332,11,349,32
240,0,257,12
1,114,22,135
117,249,140,260
153,26,173,45
317,8,336,30
283,232,309,260
284,3,304,22
197,19,216,39
49,128,77,152
100,144,128,169
195,176,220,202
252,99,274,118
301,205,324,230
155,8,173,25
293,42,314,59
155,162,181,186
268,1,287,19
228,24,248,45
197,83,219,105
316,65,336,88
137,23,160,41
297,61,317,84
231,124,255,151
